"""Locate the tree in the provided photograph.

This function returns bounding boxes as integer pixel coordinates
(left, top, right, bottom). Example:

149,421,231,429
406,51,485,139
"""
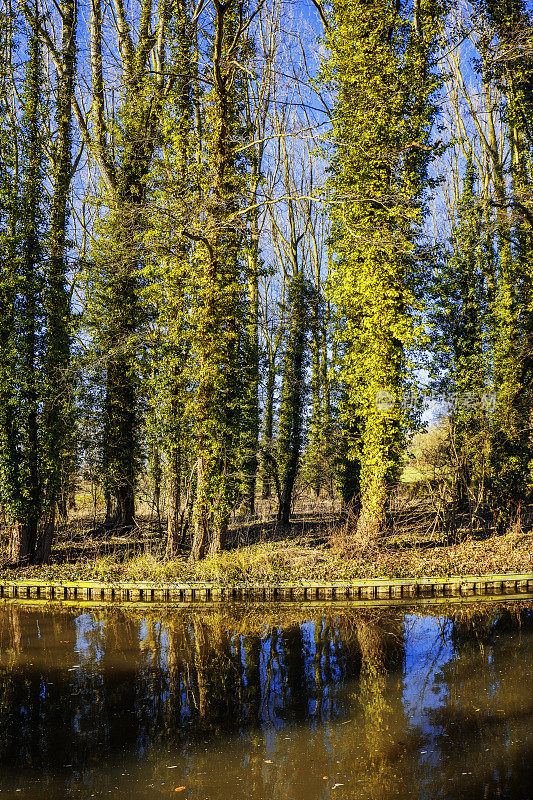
188,0,255,558
0,2,46,563
270,113,311,525
238,1,276,516
86,0,173,529
432,158,490,519
38,0,77,561
478,0,533,516
324,0,444,537
277,270,309,523
144,0,196,556
0,0,21,551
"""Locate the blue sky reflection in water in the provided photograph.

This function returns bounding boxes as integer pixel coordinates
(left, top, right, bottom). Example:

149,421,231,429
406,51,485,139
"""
0,601,531,799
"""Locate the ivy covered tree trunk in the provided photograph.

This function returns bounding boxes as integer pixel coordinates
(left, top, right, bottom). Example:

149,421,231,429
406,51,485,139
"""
273,125,308,526
189,0,247,559
101,254,138,529
337,393,362,511
478,0,533,517
433,158,490,520
260,306,285,502
277,271,307,525
305,236,331,499
307,283,322,498
18,8,43,563
260,348,277,500
87,0,171,529
98,186,144,529
483,55,522,515
38,0,77,563
0,4,45,564
240,58,270,516
162,0,193,557
240,186,261,515
0,7,20,557
325,0,443,538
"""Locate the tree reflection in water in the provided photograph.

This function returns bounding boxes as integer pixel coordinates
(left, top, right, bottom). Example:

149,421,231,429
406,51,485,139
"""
0,601,531,799
425,605,533,800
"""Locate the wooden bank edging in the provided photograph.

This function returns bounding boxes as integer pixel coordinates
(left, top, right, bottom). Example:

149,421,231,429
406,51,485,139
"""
0,572,532,605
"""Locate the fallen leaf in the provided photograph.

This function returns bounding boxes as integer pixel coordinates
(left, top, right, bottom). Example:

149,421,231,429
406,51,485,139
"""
174,788,186,792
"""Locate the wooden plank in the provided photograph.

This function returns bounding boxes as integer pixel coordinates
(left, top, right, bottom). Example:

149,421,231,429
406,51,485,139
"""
444,583,460,597
54,585,66,600
1,572,531,607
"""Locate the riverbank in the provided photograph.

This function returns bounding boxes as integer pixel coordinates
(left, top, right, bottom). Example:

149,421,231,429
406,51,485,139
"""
1,512,532,585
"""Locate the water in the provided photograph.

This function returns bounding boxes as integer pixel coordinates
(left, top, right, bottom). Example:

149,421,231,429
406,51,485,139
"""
0,600,531,799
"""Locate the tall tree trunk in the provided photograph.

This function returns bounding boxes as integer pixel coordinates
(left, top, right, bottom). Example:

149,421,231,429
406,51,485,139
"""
165,0,192,557
276,130,307,526
308,282,322,498
87,0,170,529
277,272,307,526
37,0,77,562
11,1,44,564
241,51,270,515
261,356,276,499
326,0,442,538
241,193,260,515
166,443,182,557
189,0,246,559
0,16,21,562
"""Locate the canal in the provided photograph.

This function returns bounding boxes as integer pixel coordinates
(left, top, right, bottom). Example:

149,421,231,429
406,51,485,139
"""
0,600,531,799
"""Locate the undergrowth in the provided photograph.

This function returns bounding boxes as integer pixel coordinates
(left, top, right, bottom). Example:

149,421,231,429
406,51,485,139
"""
1,517,531,584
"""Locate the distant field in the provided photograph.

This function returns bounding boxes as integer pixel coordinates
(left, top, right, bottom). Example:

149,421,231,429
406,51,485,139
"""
401,466,427,484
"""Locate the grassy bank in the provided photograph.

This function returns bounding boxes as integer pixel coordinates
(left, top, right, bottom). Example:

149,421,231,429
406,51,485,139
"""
1,507,531,585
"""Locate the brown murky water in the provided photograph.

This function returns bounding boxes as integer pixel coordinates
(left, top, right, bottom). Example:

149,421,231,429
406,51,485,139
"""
0,600,531,799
